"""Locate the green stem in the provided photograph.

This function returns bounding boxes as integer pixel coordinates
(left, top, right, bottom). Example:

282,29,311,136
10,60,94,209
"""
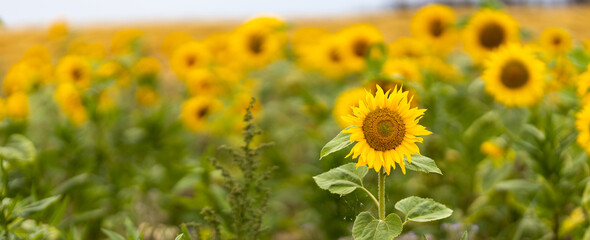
378,169,386,220
0,157,7,196
360,187,379,208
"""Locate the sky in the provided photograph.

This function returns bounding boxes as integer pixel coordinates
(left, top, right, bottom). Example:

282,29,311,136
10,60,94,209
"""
0,0,411,27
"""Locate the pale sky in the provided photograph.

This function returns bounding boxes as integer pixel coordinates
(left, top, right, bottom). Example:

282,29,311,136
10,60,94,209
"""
0,0,416,27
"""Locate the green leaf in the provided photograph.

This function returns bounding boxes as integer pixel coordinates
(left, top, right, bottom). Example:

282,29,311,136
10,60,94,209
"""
319,127,353,160
395,196,453,222
461,231,468,240
313,163,368,195
0,134,37,162
174,234,184,240
403,155,442,175
180,223,193,240
16,195,60,217
352,211,403,240
101,229,126,240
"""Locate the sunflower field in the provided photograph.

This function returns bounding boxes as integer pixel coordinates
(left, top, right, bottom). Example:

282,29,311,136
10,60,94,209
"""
2,1,590,239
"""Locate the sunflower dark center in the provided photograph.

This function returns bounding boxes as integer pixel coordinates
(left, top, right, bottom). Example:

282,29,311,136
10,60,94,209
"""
479,22,505,49
196,106,209,118
500,60,529,89
353,39,369,58
71,68,82,81
248,33,265,54
362,108,406,151
329,48,341,62
552,36,562,46
186,55,196,67
429,18,445,37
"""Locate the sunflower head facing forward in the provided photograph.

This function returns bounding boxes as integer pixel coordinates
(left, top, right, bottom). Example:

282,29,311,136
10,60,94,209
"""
411,4,458,55
338,24,384,72
540,27,572,55
463,9,520,63
342,85,431,174
482,44,546,107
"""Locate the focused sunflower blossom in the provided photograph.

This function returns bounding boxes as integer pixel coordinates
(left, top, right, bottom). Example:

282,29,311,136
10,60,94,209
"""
410,4,457,55
540,27,572,55
343,85,431,174
576,104,590,155
463,9,520,63
482,44,545,107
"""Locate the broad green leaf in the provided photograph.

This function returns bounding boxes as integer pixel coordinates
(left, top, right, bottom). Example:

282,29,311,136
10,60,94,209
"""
320,127,353,160
0,134,36,162
101,229,126,240
313,163,368,195
16,195,60,217
395,196,453,222
461,231,468,240
403,155,442,175
353,211,403,240
352,211,374,239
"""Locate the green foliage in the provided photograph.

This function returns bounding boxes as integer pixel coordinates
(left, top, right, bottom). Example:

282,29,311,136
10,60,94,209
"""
319,127,353,160
190,98,274,240
394,196,453,223
313,163,368,195
403,155,442,175
352,211,403,240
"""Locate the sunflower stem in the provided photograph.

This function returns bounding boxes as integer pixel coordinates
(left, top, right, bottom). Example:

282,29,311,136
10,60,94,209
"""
378,169,386,220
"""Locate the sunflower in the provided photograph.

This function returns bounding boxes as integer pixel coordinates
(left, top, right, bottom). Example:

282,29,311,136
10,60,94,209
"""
185,68,220,96
204,32,233,65
292,27,330,70
342,85,431,174
382,58,422,83
133,57,161,78
54,83,87,125
482,44,545,107
410,4,457,55
576,104,590,155
48,20,68,41
110,29,144,55
56,55,92,90
366,79,420,108
171,41,211,79
6,92,29,120
311,35,349,78
230,17,286,69
338,24,384,72
463,9,520,63
387,37,427,59
3,62,35,95
333,87,366,128
135,86,159,107
68,40,107,60
181,96,221,132
161,32,194,56
576,70,590,105
540,27,572,55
